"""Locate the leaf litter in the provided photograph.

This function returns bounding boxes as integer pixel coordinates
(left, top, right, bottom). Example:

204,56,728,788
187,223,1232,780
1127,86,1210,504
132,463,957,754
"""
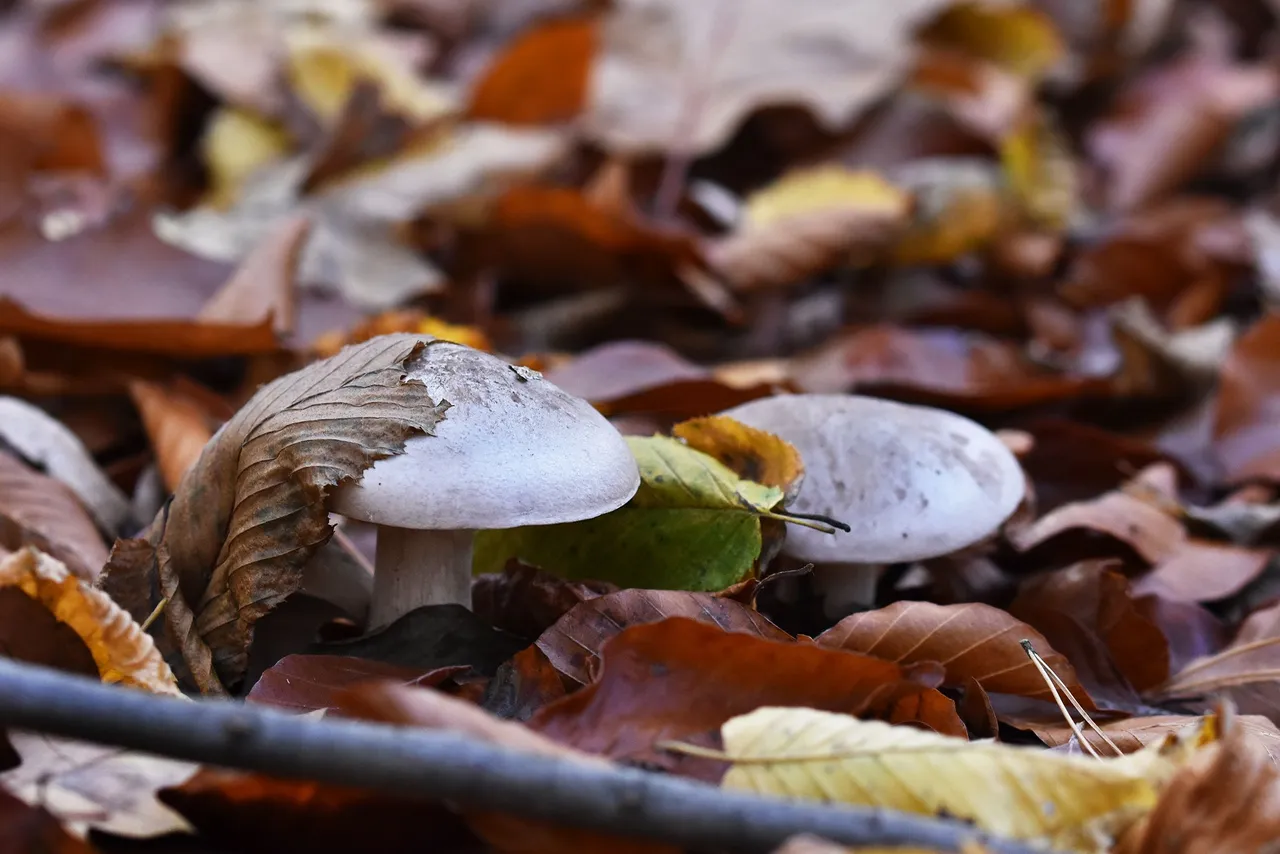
9,0,1280,851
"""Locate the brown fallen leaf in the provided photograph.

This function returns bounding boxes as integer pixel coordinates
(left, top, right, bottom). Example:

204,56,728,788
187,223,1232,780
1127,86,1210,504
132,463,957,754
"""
159,767,479,854
583,0,956,155
245,654,469,716
535,590,790,686
540,340,783,420
196,215,309,336
472,562,616,642
816,600,1093,705
1011,561,1170,698
127,378,229,494
466,15,598,125
1008,484,1186,566
1115,711,1280,852
128,336,450,694
1131,540,1273,603
1214,311,1280,483
531,617,965,781
789,324,1105,412
0,547,179,695
0,452,108,582
340,682,670,854
0,787,97,854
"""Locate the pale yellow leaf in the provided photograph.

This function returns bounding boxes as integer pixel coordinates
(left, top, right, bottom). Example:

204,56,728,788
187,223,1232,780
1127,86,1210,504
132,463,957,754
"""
719,707,1212,853
200,107,291,209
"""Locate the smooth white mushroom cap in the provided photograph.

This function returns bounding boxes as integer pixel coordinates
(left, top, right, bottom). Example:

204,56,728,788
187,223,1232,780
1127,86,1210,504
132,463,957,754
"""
719,394,1026,564
329,336,640,530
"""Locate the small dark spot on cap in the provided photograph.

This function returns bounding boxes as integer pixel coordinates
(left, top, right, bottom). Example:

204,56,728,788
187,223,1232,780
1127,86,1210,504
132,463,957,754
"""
901,532,909,539
510,391,521,402
894,487,907,501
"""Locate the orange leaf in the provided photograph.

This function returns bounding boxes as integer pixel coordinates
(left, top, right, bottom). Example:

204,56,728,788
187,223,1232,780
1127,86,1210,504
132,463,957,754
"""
467,16,598,125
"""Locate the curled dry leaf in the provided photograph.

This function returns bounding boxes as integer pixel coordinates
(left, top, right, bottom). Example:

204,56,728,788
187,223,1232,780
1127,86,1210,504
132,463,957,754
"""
1008,485,1186,565
718,706,1213,852
0,451,109,582
127,379,225,494
530,617,965,781
0,396,131,534
128,337,450,694
816,600,1092,705
705,165,911,291
1153,629,1280,702
0,547,180,695
535,589,789,686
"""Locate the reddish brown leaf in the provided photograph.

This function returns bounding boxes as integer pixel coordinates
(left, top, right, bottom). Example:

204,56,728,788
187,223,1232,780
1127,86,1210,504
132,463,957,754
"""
1214,312,1280,483
1011,561,1170,701
471,561,616,642
0,451,107,582
1134,595,1227,678
466,16,598,125
0,585,98,679
128,378,226,494
484,645,569,721
245,654,465,716
0,787,97,854
530,617,965,781
789,324,1106,412
535,590,790,687
159,767,478,854
816,600,1092,705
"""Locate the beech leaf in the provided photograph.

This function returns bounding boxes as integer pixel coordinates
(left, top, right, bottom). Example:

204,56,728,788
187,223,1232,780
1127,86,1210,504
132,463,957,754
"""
129,337,450,694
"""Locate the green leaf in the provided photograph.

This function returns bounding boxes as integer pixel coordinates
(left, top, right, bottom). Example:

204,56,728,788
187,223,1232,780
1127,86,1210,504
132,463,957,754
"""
473,433,826,590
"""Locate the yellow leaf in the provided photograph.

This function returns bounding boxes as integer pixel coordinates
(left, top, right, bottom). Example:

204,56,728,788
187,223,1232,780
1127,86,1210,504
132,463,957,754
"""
285,26,453,125
918,2,1065,81
1001,109,1078,230
719,707,1213,853
201,107,290,209
742,166,910,229
672,414,805,501
889,159,1010,265
0,547,181,695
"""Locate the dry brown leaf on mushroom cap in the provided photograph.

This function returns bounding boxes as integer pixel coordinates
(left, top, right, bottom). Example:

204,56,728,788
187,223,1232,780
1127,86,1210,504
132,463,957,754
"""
118,335,452,695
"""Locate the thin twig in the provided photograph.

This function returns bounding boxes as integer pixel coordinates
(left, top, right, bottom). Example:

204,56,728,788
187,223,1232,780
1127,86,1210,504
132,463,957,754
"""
0,658,1057,854
138,596,168,632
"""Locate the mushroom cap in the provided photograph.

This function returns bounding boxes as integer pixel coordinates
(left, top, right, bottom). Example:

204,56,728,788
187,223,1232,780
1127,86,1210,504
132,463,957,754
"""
329,336,640,530
719,394,1026,564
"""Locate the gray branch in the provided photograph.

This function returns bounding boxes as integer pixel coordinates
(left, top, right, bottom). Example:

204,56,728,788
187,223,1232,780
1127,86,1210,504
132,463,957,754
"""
0,658,1054,854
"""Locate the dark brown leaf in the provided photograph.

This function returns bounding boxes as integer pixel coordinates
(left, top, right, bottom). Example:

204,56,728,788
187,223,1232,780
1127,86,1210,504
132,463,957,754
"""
471,562,616,642
245,654,466,716
0,451,107,582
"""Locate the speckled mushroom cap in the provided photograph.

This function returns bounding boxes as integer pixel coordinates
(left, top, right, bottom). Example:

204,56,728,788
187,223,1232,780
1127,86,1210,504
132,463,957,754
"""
329,336,640,530
719,394,1026,564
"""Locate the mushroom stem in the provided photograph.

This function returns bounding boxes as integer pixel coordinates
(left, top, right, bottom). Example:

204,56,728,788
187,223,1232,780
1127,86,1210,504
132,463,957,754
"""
814,563,884,620
367,527,474,629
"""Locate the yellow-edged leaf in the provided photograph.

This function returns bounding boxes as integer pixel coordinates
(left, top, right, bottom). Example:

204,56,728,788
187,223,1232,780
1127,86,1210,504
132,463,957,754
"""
719,707,1214,852
672,414,805,500
918,2,1065,81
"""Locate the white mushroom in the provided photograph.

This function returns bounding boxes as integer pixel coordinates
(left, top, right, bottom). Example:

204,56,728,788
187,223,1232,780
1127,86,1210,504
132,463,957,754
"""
719,394,1026,617
330,338,640,629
